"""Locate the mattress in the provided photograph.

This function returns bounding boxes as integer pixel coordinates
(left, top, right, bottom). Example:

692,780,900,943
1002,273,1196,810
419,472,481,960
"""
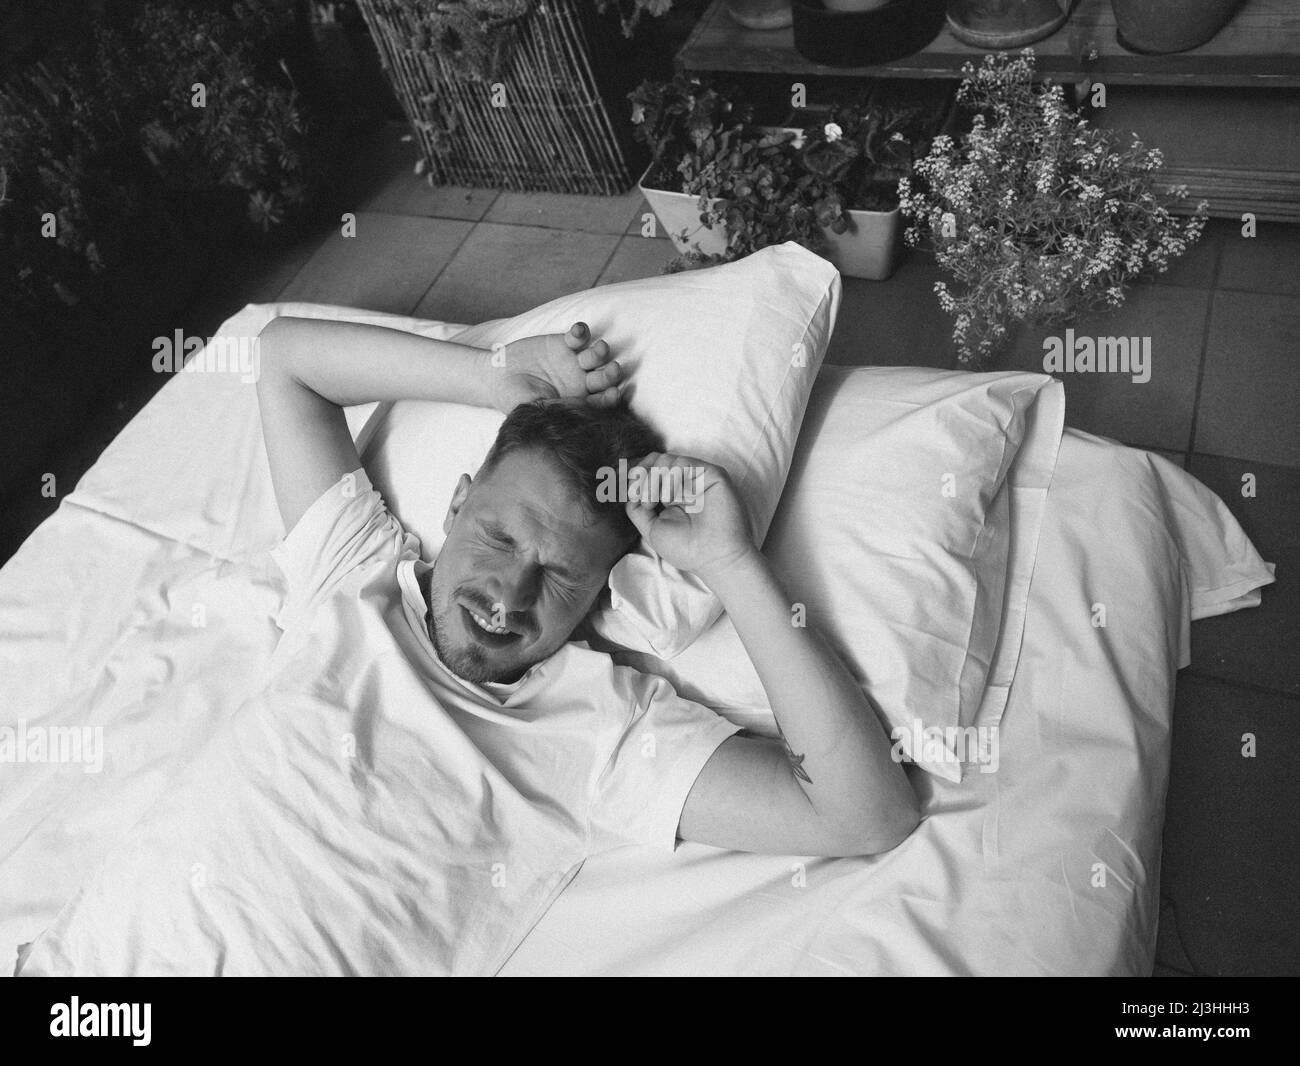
0,302,1273,976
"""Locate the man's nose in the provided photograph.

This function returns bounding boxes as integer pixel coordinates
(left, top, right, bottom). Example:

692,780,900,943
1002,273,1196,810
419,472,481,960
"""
481,557,540,616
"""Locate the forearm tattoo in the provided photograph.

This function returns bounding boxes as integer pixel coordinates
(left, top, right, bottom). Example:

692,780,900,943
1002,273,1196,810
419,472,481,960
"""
775,721,812,785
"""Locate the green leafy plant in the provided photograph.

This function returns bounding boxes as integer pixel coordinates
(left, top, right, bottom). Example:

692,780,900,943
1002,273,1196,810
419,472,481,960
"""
629,73,742,187
0,0,316,311
631,74,933,270
404,0,532,81
798,102,938,227
898,49,1208,366
677,125,826,263
403,0,670,81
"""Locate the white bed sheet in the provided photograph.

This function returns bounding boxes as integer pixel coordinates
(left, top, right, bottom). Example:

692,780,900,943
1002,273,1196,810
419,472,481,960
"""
0,303,1272,976
503,430,1191,975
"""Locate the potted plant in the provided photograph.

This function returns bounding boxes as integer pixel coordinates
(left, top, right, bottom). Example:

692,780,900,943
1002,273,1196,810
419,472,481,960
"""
631,74,932,278
791,0,948,67
897,49,1208,367
795,102,939,279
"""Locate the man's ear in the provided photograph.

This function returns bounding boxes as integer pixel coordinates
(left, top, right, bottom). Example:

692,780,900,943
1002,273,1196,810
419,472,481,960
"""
443,473,472,535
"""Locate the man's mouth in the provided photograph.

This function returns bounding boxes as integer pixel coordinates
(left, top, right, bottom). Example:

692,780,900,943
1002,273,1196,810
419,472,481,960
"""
460,603,522,648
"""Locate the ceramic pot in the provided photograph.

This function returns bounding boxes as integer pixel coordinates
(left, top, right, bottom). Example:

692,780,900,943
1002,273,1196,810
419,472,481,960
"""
638,162,905,280
823,0,893,11
792,0,947,66
946,0,1076,48
724,0,793,29
1110,0,1241,54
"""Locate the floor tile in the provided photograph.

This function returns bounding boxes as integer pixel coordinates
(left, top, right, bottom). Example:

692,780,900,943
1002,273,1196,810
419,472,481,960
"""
331,121,426,212
1139,215,1225,291
595,234,675,286
825,251,958,369
1218,220,1300,297
1195,291,1300,467
627,196,660,236
1160,674,1300,976
485,189,644,234
1186,454,1299,698
278,213,473,315
1148,448,1187,470
363,170,499,221
414,223,619,324
1154,895,1197,976
1001,285,1209,452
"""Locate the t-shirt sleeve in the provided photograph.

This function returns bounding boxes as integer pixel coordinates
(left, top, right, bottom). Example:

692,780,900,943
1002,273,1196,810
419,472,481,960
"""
268,467,417,628
588,669,741,854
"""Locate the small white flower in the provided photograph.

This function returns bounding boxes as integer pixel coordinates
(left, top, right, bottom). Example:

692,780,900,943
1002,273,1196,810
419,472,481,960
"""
824,122,843,143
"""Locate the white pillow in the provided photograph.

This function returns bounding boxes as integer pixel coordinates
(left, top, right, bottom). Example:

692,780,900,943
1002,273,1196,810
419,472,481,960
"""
607,364,1066,782
358,243,840,658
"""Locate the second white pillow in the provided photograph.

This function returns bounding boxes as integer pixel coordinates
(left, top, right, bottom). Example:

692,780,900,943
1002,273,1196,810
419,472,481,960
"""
606,364,1066,782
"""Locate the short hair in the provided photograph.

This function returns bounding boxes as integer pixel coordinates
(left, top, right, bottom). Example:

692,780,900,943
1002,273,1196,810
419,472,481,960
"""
478,399,663,547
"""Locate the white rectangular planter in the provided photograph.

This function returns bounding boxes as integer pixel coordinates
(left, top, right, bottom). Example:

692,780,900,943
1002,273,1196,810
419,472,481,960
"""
638,163,904,281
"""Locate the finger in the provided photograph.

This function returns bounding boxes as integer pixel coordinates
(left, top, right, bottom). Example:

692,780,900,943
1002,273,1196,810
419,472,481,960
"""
576,338,610,370
623,488,658,533
584,360,620,393
564,322,589,351
622,451,661,503
649,451,709,475
641,451,683,473
585,384,622,409
633,452,703,509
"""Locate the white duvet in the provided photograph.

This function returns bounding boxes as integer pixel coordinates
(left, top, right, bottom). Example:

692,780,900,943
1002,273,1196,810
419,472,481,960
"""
0,304,1273,976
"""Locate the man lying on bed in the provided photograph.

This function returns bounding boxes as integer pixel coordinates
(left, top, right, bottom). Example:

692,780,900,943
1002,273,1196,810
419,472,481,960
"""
255,316,918,947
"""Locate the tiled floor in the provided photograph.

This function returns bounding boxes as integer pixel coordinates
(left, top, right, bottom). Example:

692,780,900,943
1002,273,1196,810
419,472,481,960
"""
5,121,1297,975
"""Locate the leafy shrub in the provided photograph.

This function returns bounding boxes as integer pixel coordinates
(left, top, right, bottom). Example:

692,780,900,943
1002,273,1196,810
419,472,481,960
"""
0,0,316,312
898,50,1208,366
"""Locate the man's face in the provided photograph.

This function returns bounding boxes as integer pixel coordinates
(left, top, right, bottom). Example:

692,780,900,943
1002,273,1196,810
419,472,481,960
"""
427,447,627,684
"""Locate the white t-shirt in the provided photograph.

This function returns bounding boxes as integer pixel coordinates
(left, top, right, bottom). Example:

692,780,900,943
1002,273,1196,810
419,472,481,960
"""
17,470,737,976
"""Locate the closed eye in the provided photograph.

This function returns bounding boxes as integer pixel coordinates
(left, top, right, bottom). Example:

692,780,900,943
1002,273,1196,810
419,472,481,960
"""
480,521,584,588
546,570,582,593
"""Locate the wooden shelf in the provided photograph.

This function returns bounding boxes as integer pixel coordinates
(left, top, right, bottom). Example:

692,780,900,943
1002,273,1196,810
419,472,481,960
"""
678,0,1300,220
679,0,1300,88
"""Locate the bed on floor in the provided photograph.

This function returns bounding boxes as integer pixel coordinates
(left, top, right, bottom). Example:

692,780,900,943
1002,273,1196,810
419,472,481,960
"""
0,253,1274,976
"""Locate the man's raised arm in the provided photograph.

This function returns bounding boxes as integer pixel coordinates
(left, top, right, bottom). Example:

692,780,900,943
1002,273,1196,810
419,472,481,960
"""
625,453,921,858
254,316,621,533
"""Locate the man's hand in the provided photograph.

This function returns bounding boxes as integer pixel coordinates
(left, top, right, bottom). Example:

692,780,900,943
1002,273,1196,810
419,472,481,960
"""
623,452,753,580
490,321,623,413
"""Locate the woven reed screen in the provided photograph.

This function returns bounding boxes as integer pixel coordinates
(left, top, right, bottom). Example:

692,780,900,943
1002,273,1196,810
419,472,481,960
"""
355,1,636,195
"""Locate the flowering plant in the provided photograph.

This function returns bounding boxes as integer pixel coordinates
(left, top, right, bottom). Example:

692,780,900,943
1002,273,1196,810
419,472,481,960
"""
799,101,939,227
898,50,1208,366
630,75,936,270
630,74,825,268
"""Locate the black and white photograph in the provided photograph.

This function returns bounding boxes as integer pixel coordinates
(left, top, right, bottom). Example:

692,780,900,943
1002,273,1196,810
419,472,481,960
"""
0,0,1295,1024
